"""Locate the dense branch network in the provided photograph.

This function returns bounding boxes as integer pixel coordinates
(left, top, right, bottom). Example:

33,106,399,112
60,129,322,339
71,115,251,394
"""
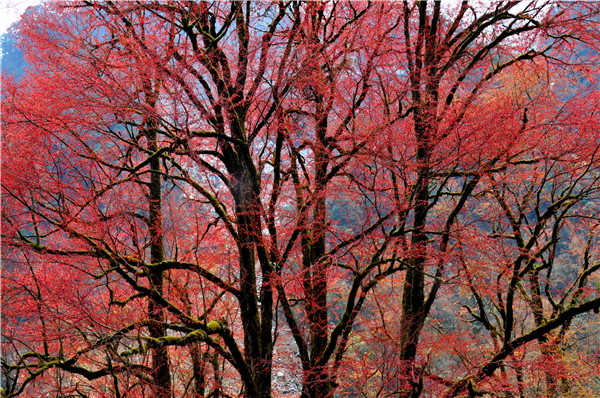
2,1,600,398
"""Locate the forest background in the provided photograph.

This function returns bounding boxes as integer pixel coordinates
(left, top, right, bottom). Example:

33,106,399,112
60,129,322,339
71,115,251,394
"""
2,1,600,397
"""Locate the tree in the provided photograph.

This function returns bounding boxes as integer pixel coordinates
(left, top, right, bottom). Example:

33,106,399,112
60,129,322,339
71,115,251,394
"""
333,2,600,397
2,2,600,398
3,2,294,396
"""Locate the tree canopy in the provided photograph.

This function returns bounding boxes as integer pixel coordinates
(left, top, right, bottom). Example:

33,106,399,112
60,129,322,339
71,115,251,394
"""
2,1,600,397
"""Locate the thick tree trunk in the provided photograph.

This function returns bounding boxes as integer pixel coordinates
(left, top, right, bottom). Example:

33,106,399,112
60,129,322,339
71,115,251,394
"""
190,343,207,398
147,126,172,398
301,367,335,398
398,108,432,397
236,191,273,398
228,134,274,398
296,103,333,398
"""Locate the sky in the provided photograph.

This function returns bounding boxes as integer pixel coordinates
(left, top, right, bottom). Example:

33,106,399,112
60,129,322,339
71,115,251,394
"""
0,1,539,37
0,0,41,35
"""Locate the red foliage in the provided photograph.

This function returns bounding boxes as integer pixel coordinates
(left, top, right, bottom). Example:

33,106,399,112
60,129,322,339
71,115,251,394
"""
2,2,600,398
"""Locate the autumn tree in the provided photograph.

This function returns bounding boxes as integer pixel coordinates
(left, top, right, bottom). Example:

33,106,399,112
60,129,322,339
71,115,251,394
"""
335,1,600,397
2,1,398,397
2,2,600,398
3,2,299,397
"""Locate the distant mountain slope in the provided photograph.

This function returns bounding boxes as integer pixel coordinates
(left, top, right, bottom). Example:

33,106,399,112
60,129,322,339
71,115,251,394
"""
1,29,26,78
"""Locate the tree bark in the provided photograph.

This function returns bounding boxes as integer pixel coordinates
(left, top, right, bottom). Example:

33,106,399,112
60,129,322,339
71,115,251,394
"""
147,124,172,398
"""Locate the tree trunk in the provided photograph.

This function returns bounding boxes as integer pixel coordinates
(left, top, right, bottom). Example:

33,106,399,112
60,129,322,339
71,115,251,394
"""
147,125,172,398
398,104,432,397
228,133,274,397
